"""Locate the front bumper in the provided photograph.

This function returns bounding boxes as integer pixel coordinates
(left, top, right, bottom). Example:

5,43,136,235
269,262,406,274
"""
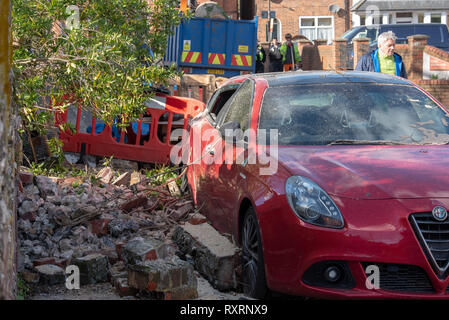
257,196,449,299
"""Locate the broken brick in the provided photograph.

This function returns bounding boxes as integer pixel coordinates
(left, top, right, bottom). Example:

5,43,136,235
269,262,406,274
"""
19,172,35,186
167,181,181,197
127,255,197,299
54,258,69,269
100,248,119,265
112,172,131,187
114,277,137,297
33,257,56,267
35,264,65,285
121,238,175,266
73,253,109,285
59,177,83,188
188,213,208,225
96,167,114,184
130,172,143,186
163,287,199,300
88,215,114,236
21,211,36,222
20,271,40,284
170,202,194,220
115,241,125,261
120,196,148,213
172,223,240,291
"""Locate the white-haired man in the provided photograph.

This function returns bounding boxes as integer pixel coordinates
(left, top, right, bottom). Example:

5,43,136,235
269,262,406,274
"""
355,31,407,78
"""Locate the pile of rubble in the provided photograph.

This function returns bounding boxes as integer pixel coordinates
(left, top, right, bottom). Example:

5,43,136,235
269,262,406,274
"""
17,162,242,300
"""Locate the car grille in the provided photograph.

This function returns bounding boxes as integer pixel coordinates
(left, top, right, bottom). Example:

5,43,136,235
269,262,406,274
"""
409,213,449,279
362,263,434,293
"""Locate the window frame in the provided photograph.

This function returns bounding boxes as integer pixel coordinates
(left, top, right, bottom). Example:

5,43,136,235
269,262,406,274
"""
299,15,335,43
265,18,282,42
204,83,241,126
216,78,255,134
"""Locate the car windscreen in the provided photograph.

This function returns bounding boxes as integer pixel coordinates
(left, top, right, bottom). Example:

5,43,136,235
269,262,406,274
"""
341,27,362,40
341,27,377,43
258,83,449,145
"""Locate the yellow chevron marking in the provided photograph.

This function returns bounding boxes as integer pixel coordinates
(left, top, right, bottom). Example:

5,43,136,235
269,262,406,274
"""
181,51,188,62
191,52,200,63
235,54,243,66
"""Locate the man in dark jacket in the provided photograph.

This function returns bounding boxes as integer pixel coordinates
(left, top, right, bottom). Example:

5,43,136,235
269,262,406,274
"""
268,39,283,72
256,41,266,73
355,31,407,79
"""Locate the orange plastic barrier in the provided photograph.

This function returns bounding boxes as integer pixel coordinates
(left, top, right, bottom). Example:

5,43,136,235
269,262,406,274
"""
54,93,204,164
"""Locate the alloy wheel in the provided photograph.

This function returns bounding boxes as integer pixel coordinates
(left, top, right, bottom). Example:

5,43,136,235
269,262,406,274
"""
241,208,267,298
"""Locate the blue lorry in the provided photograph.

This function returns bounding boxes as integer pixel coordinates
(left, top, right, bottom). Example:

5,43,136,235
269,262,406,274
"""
164,16,258,78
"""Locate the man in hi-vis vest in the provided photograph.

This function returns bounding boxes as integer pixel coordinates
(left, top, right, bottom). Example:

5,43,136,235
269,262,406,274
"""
280,33,302,72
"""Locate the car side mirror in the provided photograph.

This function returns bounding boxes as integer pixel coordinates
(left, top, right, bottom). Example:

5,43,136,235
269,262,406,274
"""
219,121,244,144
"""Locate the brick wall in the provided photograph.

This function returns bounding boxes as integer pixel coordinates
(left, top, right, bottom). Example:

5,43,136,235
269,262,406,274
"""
0,0,18,300
413,80,449,109
423,45,449,80
256,0,350,42
424,45,449,62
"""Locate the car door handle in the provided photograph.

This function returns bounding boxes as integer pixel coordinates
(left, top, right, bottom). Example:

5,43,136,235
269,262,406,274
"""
205,145,215,155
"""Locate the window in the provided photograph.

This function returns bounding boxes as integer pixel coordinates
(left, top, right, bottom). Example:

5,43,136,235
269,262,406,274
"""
265,18,281,41
418,13,425,23
258,83,449,146
431,13,442,23
218,79,254,132
299,16,334,43
360,16,366,26
396,12,413,24
205,84,240,124
353,27,378,43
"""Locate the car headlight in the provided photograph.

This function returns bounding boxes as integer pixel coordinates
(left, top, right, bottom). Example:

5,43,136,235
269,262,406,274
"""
285,176,344,229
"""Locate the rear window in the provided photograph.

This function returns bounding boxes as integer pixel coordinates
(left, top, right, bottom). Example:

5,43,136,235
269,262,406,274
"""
258,83,449,146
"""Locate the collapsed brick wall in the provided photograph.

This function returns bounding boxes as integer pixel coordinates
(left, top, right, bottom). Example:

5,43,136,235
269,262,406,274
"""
0,0,18,300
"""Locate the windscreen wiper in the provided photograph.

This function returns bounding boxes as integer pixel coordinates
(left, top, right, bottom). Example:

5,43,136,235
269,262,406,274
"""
327,139,410,145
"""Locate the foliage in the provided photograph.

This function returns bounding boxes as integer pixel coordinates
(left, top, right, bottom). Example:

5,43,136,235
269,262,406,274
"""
29,160,68,177
47,136,66,164
144,164,180,186
12,0,188,135
101,155,114,167
16,277,30,300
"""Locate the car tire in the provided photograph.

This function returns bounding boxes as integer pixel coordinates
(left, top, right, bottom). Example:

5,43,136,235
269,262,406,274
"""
241,207,268,299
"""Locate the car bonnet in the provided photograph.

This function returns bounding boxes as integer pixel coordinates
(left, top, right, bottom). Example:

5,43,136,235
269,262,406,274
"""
277,145,449,200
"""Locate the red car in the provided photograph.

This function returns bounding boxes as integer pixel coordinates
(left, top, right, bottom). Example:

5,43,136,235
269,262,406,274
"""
184,71,449,299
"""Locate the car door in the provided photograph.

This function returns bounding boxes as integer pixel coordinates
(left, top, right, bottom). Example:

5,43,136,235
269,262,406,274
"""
203,79,255,234
191,83,240,222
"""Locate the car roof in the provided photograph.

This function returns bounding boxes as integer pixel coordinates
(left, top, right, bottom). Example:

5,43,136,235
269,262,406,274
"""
354,23,447,28
240,70,411,87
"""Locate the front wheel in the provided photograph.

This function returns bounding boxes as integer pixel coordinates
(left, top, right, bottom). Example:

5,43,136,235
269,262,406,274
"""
241,207,268,299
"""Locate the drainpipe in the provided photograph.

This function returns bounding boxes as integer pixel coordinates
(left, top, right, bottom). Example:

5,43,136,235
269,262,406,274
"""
345,0,350,31
268,0,272,42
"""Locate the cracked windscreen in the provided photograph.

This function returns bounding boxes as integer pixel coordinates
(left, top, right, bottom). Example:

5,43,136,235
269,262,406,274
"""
258,83,449,145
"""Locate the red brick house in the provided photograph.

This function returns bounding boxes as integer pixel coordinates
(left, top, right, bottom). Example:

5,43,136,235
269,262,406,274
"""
195,0,352,43
255,0,353,43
